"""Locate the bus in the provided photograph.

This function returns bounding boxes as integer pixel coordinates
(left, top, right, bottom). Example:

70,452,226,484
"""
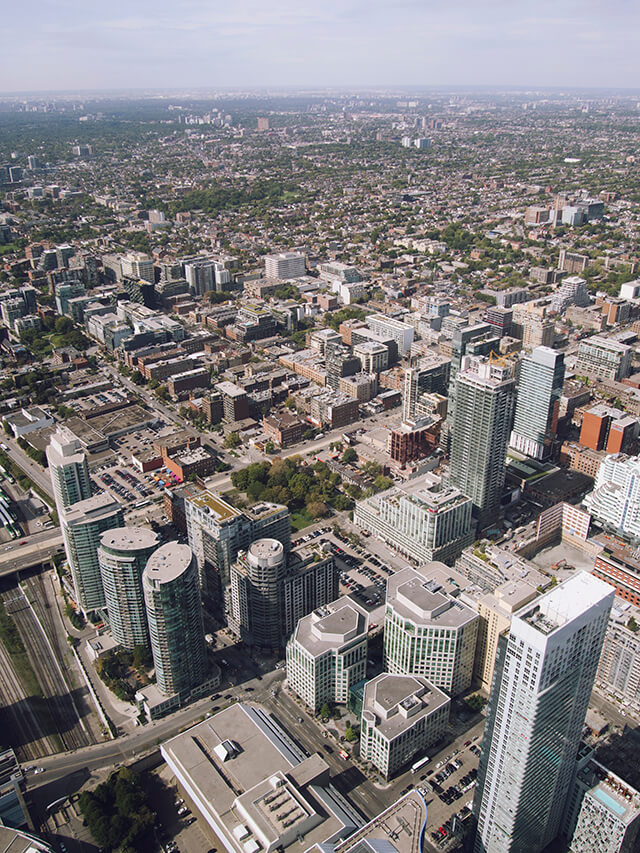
411,755,430,774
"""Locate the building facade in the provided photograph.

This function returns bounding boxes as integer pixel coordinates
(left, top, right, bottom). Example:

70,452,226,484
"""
448,355,516,526
286,597,368,711
98,527,160,651
472,573,615,853
510,346,565,460
354,475,473,567
360,674,450,779
383,566,479,696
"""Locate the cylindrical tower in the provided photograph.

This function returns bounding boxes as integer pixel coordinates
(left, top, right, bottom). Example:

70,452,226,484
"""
98,527,160,650
143,542,207,698
246,538,286,649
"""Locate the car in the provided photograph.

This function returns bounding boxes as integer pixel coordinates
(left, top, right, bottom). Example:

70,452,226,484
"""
464,740,472,747
34,767,44,774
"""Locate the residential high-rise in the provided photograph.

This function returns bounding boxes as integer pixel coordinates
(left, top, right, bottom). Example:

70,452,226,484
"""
510,346,565,460
574,336,632,382
142,542,207,699
98,527,160,650
264,251,306,280
184,259,216,296
584,454,640,539
47,427,92,510
286,596,368,711
229,539,338,650
354,474,473,566
472,572,615,853
383,565,479,696
441,323,497,454
60,493,125,612
402,354,450,421
185,490,290,604
448,355,516,526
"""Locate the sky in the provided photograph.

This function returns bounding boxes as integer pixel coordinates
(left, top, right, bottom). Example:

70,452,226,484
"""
2,0,640,93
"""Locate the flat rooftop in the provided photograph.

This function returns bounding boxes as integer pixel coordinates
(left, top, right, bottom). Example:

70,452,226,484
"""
144,542,193,583
363,674,450,741
517,572,614,636
161,704,363,853
100,526,159,553
387,567,477,629
293,597,368,657
186,490,242,523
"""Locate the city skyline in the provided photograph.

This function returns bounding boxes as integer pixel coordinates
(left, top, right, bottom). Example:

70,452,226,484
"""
2,0,640,93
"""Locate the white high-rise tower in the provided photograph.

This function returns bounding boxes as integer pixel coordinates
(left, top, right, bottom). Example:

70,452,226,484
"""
46,427,92,511
472,572,614,853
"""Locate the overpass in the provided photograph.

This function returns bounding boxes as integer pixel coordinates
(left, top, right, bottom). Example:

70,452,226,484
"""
0,529,64,579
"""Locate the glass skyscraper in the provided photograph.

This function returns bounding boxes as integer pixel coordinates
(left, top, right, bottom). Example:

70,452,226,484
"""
510,346,565,460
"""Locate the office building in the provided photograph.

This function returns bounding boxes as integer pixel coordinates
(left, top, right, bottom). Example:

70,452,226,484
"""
142,542,207,700
264,251,306,280
354,474,473,566
384,565,479,695
360,674,450,779
510,347,565,460
449,355,516,526
365,314,414,357
229,539,338,650
61,492,125,612
185,490,290,603
286,597,368,711
98,527,160,650
472,573,615,853
584,454,640,540
47,426,92,510
215,380,250,422
579,405,638,454
564,755,640,853
161,704,364,853
353,341,388,375
574,336,632,382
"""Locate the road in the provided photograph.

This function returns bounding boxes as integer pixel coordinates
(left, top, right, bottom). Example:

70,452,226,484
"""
0,528,63,578
3,438,54,500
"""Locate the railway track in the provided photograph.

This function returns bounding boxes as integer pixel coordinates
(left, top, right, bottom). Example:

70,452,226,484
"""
0,593,58,759
2,579,93,754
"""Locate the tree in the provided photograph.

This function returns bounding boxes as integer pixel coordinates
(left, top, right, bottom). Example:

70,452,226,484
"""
373,475,394,492
342,447,357,464
320,702,332,719
344,724,357,743
307,500,328,520
224,431,241,449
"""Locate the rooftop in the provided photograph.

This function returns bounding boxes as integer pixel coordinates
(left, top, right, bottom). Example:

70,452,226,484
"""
292,597,368,657
362,674,449,741
99,526,159,553
161,704,363,853
517,572,614,636
144,542,194,584
187,489,242,523
387,568,477,629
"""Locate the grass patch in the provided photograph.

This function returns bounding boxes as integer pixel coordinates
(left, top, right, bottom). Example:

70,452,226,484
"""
291,509,314,531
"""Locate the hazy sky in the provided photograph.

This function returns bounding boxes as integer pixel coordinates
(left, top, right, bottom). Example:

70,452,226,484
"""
2,0,639,93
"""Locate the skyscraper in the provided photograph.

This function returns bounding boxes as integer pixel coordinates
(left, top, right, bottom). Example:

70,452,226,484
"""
510,346,565,460
472,572,615,853
60,493,125,612
448,355,516,527
98,527,160,650
47,427,92,511
143,542,207,699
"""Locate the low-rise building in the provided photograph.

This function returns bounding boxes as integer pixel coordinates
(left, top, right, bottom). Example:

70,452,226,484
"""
360,674,449,779
161,704,364,853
